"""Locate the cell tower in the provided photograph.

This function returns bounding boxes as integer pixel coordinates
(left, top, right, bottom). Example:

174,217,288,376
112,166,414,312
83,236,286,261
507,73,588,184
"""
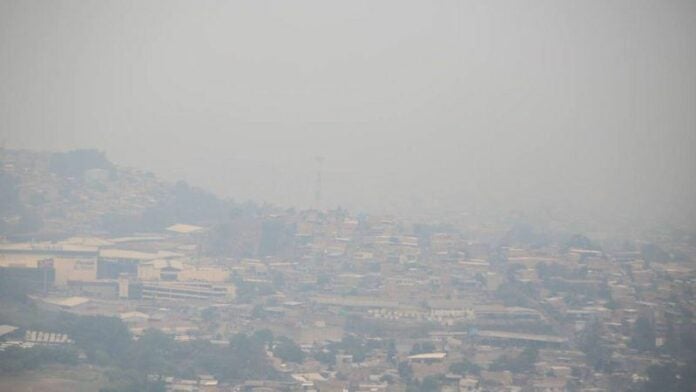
315,156,324,209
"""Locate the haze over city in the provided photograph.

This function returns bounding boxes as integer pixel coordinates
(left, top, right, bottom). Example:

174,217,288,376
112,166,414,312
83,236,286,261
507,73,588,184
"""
2,0,694,226
1,2,696,391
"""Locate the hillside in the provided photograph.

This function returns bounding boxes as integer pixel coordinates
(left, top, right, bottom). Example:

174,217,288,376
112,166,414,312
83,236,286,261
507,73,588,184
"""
0,149,235,240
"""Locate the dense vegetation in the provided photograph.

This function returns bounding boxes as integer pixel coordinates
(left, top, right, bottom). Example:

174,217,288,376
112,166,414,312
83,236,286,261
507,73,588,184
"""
0,285,279,391
489,347,539,373
637,361,696,392
0,346,78,373
101,180,238,235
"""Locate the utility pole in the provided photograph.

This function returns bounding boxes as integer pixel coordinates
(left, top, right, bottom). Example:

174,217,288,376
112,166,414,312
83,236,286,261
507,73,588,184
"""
315,156,324,209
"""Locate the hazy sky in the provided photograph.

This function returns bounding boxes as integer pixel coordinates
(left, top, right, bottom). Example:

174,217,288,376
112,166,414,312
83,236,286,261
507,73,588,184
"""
1,1,694,225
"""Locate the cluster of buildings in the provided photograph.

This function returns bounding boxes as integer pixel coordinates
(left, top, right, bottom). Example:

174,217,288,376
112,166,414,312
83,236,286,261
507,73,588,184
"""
1,149,167,238
1,150,694,391
0,206,693,392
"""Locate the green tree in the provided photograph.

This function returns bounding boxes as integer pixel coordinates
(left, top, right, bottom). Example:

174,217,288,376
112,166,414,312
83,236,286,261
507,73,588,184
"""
641,362,696,392
409,342,436,355
252,329,274,346
0,346,78,374
386,339,397,364
398,361,413,382
630,315,656,352
122,329,177,375
578,319,613,372
58,313,131,361
489,347,538,373
336,335,369,362
420,375,442,392
273,336,305,363
449,359,481,375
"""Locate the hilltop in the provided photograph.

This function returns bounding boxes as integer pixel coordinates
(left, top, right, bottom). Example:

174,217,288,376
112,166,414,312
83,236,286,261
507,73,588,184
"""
0,149,237,240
